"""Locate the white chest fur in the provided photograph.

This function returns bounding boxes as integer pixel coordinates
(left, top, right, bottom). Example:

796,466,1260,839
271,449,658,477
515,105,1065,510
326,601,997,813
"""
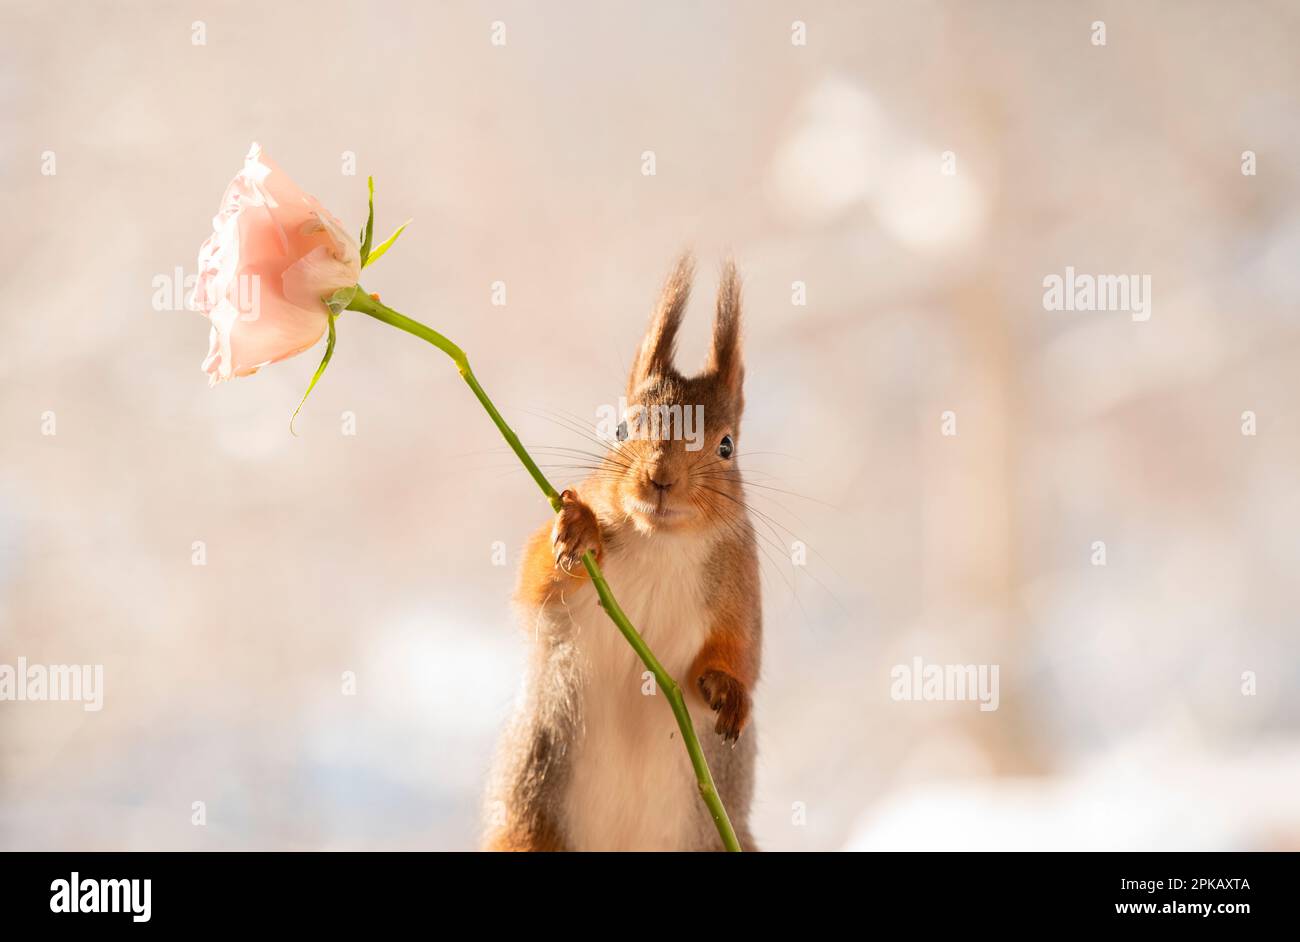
554,528,716,851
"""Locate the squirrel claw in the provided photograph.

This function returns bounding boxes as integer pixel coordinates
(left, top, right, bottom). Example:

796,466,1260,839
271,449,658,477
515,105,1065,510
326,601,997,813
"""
551,490,602,574
697,669,750,743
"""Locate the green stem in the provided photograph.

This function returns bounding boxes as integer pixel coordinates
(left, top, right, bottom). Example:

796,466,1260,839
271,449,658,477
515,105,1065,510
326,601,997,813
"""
346,288,742,852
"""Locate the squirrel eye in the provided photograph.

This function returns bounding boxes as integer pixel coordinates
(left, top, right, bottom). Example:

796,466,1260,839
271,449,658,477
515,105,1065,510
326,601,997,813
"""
616,420,629,442
718,434,734,459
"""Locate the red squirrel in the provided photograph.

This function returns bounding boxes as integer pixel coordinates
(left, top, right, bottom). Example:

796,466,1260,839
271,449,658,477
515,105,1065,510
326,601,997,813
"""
484,255,761,851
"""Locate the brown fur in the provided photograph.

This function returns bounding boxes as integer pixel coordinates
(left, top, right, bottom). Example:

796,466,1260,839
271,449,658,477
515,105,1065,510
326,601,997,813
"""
484,254,761,851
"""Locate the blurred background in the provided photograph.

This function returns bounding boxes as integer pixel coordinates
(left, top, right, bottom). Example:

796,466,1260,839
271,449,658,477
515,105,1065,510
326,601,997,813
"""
1,0,1298,850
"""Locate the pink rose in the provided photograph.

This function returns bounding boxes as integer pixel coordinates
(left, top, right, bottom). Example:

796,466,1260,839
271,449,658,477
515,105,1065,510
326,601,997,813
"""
191,143,360,384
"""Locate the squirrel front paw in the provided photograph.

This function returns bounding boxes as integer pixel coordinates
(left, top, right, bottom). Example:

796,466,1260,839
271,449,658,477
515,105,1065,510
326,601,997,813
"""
551,489,603,575
697,669,751,744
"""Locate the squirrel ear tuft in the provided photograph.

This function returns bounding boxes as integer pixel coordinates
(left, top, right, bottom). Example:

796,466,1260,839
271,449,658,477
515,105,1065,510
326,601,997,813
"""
629,253,693,394
706,258,744,401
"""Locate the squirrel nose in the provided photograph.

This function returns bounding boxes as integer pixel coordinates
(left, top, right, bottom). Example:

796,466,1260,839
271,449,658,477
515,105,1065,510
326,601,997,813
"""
649,474,674,493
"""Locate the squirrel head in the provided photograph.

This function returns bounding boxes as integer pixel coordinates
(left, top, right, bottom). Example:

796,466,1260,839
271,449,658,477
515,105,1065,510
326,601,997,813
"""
607,254,747,535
